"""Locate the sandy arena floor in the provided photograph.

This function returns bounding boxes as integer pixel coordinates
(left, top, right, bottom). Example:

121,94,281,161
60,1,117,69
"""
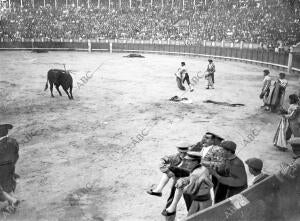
0,51,299,221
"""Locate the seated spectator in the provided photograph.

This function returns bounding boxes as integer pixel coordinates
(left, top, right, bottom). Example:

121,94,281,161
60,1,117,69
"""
245,157,269,185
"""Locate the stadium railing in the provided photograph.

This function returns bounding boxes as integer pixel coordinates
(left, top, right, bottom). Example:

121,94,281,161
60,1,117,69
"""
0,38,299,74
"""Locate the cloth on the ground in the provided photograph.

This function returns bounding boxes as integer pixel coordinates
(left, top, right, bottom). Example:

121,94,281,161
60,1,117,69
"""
169,96,192,104
203,100,245,107
123,54,145,58
169,96,188,102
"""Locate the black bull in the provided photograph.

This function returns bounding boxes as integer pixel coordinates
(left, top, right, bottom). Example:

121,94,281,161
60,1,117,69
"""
44,69,74,99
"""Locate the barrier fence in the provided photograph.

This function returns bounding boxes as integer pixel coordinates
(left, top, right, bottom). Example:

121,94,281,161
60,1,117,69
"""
0,39,299,74
185,169,300,221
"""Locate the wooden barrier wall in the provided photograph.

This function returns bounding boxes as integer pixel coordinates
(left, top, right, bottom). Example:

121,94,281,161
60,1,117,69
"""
0,40,299,74
185,166,300,221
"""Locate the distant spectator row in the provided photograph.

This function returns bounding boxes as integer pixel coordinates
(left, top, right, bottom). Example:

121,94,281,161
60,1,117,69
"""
0,0,299,48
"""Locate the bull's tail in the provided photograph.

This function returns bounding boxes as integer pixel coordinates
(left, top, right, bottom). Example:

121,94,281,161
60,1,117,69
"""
44,76,49,91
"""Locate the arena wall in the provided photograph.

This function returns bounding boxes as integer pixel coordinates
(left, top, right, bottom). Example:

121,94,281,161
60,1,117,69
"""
0,39,299,74
185,171,300,221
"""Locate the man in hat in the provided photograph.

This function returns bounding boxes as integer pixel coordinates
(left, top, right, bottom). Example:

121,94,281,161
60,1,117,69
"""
162,152,213,217
245,158,269,185
147,142,191,196
205,59,215,89
208,141,248,202
0,124,20,211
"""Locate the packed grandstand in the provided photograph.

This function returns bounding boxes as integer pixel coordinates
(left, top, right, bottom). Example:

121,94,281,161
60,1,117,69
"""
0,0,299,49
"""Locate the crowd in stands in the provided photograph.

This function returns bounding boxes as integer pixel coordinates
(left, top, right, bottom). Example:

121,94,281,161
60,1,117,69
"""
0,0,299,47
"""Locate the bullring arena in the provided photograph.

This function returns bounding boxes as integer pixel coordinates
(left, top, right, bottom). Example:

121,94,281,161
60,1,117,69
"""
1,49,300,220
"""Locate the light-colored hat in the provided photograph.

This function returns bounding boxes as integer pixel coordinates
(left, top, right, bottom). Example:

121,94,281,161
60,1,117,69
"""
184,151,202,160
176,142,191,153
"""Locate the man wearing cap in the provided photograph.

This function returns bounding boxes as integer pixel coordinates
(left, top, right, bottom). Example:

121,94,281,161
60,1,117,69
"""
0,124,20,211
162,152,213,217
208,141,248,202
147,142,192,197
245,158,269,185
205,59,215,89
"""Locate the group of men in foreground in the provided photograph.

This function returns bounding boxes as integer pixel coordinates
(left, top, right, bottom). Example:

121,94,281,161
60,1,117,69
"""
147,132,269,219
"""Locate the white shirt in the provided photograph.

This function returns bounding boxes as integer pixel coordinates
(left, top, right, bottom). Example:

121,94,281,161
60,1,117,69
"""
175,66,187,78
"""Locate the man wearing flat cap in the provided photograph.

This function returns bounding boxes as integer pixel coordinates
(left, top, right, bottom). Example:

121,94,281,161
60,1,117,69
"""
162,152,214,218
147,142,193,197
245,158,269,185
208,140,247,202
0,124,20,211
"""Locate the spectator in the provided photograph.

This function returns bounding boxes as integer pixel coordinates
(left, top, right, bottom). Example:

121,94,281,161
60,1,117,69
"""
245,158,269,185
0,1,299,46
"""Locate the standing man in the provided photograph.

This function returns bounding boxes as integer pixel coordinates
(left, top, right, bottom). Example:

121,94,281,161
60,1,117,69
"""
260,69,272,111
267,72,288,113
205,59,215,89
209,141,248,201
0,124,20,212
175,62,194,92
245,158,269,185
